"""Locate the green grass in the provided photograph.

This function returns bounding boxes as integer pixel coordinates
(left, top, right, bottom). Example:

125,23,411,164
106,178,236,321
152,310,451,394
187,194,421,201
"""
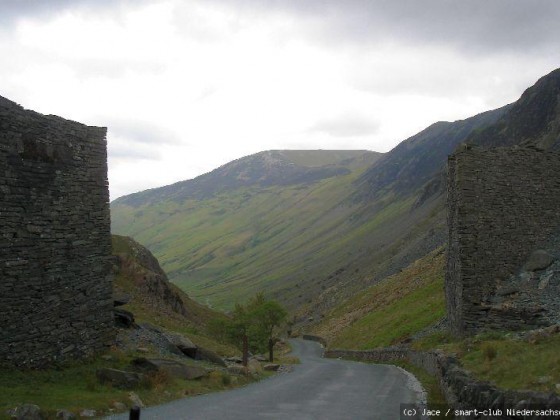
331,278,445,349
0,236,260,419
112,157,402,310
0,349,259,419
413,330,560,394
392,361,451,418
314,248,445,348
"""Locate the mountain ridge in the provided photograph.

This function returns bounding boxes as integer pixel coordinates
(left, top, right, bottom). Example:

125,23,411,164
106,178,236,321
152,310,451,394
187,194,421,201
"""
111,68,560,316
113,150,380,206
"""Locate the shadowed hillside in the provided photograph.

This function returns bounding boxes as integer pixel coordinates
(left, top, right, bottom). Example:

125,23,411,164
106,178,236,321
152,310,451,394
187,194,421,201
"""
111,235,233,353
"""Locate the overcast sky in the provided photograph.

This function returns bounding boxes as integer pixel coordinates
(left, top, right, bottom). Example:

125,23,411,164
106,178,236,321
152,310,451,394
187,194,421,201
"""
1,1,559,199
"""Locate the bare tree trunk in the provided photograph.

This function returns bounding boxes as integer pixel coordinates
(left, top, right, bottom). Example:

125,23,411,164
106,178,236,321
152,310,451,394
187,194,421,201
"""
268,337,274,362
242,334,249,367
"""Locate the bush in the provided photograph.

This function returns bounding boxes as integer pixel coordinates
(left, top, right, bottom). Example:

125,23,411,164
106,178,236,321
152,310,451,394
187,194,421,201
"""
221,373,232,386
482,343,498,361
142,370,171,390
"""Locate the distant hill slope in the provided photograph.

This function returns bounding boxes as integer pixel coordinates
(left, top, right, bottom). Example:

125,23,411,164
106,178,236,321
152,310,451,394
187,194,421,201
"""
113,150,375,206
311,247,445,349
111,68,560,316
356,107,508,200
112,150,386,310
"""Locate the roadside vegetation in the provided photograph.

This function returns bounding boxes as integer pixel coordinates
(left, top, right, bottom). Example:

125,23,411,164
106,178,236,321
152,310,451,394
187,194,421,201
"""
0,237,282,419
313,247,446,348
209,293,288,363
0,349,256,419
414,331,560,394
311,247,559,409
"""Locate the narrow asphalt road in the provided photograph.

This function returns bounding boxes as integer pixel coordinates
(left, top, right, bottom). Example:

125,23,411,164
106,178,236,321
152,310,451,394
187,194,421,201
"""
106,339,424,420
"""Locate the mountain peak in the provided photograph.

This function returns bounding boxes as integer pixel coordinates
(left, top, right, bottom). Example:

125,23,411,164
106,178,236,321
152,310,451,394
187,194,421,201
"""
113,149,381,207
467,67,560,150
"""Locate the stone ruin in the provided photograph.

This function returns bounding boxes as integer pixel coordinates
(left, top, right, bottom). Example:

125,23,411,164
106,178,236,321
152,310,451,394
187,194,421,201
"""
446,147,560,336
0,96,113,367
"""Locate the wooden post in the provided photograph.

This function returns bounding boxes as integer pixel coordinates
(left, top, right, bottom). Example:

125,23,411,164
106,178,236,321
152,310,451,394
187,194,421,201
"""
129,406,140,420
268,337,274,362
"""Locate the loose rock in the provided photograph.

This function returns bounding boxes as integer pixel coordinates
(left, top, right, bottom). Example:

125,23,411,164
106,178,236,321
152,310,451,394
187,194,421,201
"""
7,404,43,420
128,392,144,408
131,358,208,380
55,409,76,419
78,409,96,417
247,359,263,375
227,365,249,376
524,250,555,272
96,368,145,389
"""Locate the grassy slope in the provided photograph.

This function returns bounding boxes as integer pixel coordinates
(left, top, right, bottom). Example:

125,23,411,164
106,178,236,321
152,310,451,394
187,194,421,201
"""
112,155,424,311
111,235,236,355
314,247,559,395
414,331,560,395
0,351,255,419
0,236,243,419
312,247,446,349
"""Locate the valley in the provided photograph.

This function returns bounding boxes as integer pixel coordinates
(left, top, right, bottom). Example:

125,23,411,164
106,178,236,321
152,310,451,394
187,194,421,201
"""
2,1,560,418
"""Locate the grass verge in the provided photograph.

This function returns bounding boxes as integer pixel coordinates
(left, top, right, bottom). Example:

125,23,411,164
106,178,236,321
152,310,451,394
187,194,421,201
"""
0,349,258,419
414,331,560,394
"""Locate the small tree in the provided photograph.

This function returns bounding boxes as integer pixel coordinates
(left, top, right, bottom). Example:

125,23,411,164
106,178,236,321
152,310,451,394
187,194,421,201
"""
212,294,287,365
251,300,287,361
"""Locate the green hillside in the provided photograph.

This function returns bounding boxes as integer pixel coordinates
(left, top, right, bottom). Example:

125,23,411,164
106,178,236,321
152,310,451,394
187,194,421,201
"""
111,68,560,316
112,151,396,310
110,119,487,313
312,248,445,349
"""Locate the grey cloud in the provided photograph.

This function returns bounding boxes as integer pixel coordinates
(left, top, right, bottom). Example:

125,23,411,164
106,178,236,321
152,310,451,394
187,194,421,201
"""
309,115,379,138
204,0,560,55
7,0,559,55
0,0,150,26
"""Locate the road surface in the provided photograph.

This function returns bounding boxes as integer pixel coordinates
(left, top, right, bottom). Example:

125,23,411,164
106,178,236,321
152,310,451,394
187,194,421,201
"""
106,338,424,420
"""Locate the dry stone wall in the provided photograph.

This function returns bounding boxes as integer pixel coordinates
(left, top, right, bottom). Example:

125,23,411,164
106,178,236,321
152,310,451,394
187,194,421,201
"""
0,95,113,367
446,147,560,335
324,347,560,419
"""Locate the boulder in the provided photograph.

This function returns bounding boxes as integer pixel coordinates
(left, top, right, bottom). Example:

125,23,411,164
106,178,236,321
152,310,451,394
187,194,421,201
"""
195,347,227,367
524,250,554,272
136,323,192,356
113,293,132,307
7,404,43,420
254,354,268,362
163,331,198,358
227,365,249,376
131,358,209,380
78,410,96,418
263,363,280,371
247,359,263,375
55,409,76,419
96,368,145,389
225,356,243,364
128,392,144,408
114,308,136,329
111,402,127,411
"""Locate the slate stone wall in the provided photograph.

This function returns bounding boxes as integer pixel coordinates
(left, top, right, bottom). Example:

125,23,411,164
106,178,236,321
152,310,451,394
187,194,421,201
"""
0,96,113,367
324,347,560,419
446,147,560,336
